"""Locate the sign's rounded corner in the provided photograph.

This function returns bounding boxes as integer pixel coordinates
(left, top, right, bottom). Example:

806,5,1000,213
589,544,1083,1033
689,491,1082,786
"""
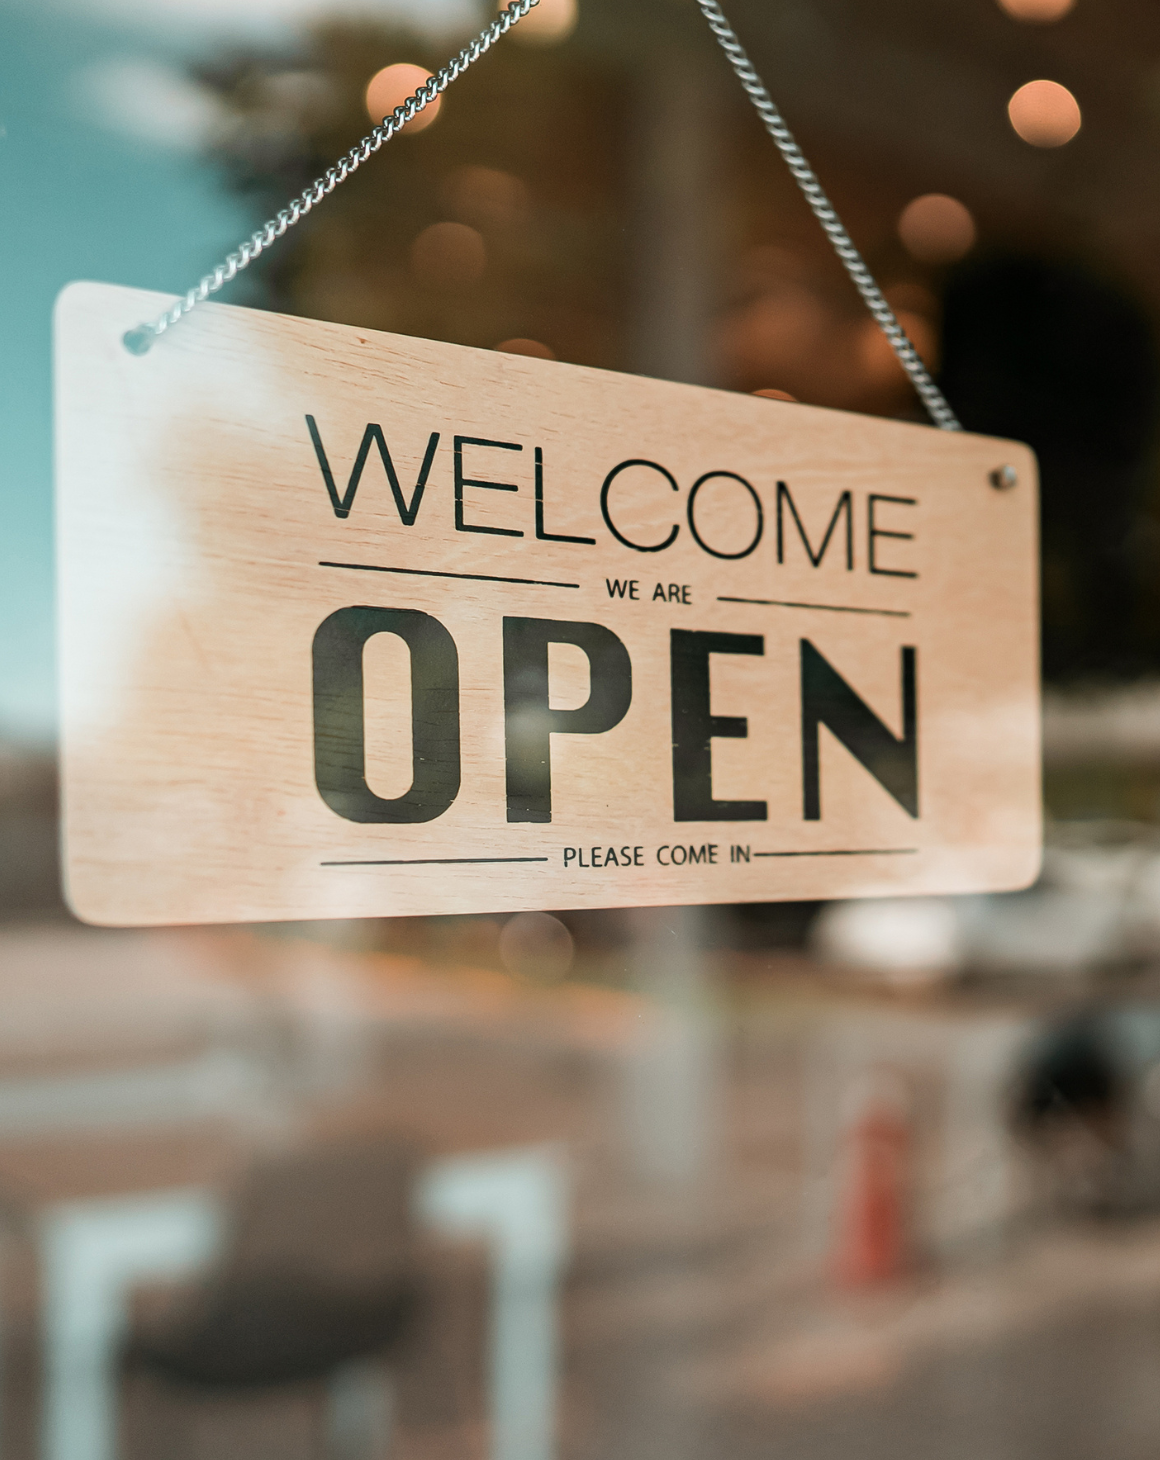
61,869,128,930
1004,844,1044,896
53,279,104,322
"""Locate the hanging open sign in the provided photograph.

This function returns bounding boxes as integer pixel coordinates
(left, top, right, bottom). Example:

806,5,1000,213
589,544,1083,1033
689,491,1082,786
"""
55,282,1040,926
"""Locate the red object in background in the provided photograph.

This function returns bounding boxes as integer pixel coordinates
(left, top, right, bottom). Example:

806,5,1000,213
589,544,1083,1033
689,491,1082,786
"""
832,1080,913,1287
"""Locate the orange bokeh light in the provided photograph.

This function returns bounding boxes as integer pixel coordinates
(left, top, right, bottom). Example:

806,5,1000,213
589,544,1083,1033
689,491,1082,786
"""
505,0,578,45
997,0,1074,20
855,312,939,385
411,222,487,288
365,63,441,132
497,339,556,359
443,166,530,230
897,194,977,265
1008,79,1082,147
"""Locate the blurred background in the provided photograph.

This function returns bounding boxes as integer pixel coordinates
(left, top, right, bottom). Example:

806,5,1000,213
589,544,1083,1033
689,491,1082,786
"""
8,0,1160,1455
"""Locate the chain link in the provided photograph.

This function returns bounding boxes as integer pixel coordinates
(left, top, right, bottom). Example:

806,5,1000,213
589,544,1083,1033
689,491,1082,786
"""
694,0,961,431
123,0,541,353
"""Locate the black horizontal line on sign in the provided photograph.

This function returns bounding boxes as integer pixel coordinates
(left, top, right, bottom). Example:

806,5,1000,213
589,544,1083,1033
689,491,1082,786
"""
322,857,551,867
753,848,919,858
320,562,580,590
717,596,910,619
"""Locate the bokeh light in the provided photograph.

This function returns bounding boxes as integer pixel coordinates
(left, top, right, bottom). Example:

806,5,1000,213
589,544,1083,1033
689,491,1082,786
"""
497,338,556,359
365,63,441,133
498,912,574,981
897,193,977,264
410,222,486,287
997,0,1075,21
855,310,939,385
886,281,939,317
442,166,530,230
505,0,579,46
1008,79,1082,146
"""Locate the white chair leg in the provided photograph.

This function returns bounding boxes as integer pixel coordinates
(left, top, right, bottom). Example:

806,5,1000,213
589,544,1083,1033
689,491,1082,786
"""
39,1190,223,1460
325,1360,394,1460
417,1146,568,1460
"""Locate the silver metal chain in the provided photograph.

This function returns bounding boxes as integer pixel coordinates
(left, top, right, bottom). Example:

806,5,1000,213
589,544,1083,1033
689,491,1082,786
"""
123,0,541,353
695,0,961,431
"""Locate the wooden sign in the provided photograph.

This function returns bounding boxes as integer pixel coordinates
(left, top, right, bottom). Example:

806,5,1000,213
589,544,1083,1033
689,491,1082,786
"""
55,282,1041,927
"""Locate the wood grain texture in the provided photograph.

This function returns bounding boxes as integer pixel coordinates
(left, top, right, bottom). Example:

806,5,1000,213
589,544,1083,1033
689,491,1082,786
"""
55,282,1041,926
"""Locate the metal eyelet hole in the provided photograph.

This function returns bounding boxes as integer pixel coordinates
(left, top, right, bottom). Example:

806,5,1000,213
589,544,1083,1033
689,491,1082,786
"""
122,327,154,356
989,465,1018,491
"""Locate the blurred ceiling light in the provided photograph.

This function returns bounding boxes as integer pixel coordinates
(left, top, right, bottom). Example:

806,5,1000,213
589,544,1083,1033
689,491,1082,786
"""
897,194,976,265
411,221,487,287
1008,79,1082,146
504,0,578,45
997,0,1074,20
752,388,797,401
365,63,441,132
497,338,556,359
443,165,530,229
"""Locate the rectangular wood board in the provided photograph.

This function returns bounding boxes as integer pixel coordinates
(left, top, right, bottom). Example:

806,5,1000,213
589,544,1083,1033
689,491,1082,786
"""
55,281,1041,926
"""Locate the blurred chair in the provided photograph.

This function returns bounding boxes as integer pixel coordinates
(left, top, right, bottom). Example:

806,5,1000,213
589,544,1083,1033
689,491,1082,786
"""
120,1135,416,1460
38,1141,568,1460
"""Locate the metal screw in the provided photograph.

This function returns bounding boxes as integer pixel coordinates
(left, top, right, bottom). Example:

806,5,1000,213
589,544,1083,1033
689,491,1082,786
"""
989,464,1018,491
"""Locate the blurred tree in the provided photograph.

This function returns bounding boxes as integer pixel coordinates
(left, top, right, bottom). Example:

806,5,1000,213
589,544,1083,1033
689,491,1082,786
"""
196,21,633,368
941,255,1160,681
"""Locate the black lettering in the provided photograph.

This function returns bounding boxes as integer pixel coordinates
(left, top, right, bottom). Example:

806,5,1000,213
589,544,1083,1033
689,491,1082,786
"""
687,471,764,560
681,585,691,604
579,847,590,867
801,639,918,819
868,495,918,578
606,579,635,599
605,846,620,866
652,583,666,601
667,584,681,602
504,618,633,823
535,447,596,545
313,606,459,823
564,848,576,866
634,847,644,865
776,483,853,569
689,845,707,864
672,845,688,865
670,630,768,822
657,845,670,865
708,844,718,864
600,459,680,552
731,844,750,863
455,436,524,537
307,416,438,523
